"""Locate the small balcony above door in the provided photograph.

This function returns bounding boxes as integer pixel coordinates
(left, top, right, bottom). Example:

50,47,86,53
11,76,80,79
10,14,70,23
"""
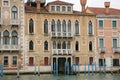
113,47,120,53
10,19,20,26
0,45,20,51
99,47,106,53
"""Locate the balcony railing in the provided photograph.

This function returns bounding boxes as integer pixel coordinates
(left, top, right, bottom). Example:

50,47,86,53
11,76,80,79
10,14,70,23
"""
52,49,72,55
10,19,20,26
51,32,73,38
99,47,106,53
0,45,20,51
113,47,120,53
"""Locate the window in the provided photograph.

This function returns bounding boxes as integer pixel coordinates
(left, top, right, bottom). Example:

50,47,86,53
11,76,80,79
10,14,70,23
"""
12,31,18,45
29,19,34,34
112,20,117,28
88,21,93,35
56,6,60,11
99,38,104,48
11,6,18,19
67,41,71,49
99,20,103,28
44,19,48,34
51,6,55,11
62,6,66,11
3,1,9,6
44,41,48,50
75,20,79,35
113,59,119,66
62,20,66,33
75,41,79,51
99,58,105,66
4,56,8,66
68,20,71,32
44,57,49,65
51,19,55,32
67,6,71,12
29,40,34,50
62,41,66,49
89,57,93,65
75,57,79,65
57,20,61,32
89,41,92,51
57,41,61,49
13,56,17,66
3,30,9,45
53,41,56,49
0,7,1,18
113,38,117,48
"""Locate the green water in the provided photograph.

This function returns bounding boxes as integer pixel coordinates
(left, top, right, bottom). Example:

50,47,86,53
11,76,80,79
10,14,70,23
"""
0,74,120,80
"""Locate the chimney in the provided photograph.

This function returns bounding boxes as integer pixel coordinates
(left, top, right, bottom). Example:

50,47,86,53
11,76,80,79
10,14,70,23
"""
36,0,41,10
104,2,110,14
80,0,87,13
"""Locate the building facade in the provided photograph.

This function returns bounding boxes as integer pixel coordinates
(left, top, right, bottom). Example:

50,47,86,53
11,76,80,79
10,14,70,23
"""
24,0,96,72
86,2,120,68
0,0,25,70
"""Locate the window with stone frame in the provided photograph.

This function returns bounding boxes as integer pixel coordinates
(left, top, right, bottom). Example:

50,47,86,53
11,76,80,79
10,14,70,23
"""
75,20,79,35
88,21,93,35
44,19,48,34
3,30,10,45
29,19,34,34
75,41,79,51
13,56,17,66
29,40,34,51
11,6,18,19
89,41,92,51
4,56,8,66
11,31,18,45
44,41,48,50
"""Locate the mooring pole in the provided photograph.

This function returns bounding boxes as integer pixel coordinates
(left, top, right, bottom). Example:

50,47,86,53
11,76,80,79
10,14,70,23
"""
110,56,113,74
38,56,40,76
78,62,80,75
34,57,36,76
64,62,66,75
88,63,90,75
84,62,86,75
92,62,94,75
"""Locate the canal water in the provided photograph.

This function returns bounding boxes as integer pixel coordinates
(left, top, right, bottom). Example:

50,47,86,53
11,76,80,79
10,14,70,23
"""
0,74,120,80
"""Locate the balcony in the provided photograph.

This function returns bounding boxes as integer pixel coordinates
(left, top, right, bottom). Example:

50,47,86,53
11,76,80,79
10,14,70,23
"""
10,19,20,26
0,45,20,51
113,47,120,53
51,32,73,38
52,49,72,55
99,47,106,53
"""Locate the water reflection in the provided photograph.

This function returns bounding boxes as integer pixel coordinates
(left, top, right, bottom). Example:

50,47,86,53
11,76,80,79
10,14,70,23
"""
0,74,120,80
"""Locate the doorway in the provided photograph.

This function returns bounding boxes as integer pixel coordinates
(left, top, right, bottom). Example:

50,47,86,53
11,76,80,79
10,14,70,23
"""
29,57,34,66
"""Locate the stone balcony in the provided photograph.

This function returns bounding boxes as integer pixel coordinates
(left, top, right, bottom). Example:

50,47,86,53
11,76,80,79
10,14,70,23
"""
10,19,20,26
0,45,20,51
52,49,72,55
51,32,73,38
99,47,106,53
113,47,120,53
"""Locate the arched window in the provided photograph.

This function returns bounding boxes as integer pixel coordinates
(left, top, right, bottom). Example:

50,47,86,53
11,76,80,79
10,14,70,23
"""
57,41,61,49
12,31,18,45
89,41,92,51
62,41,66,49
53,41,56,49
44,19,48,34
51,19,55,32
29,19,34,34
68,20,71,32
67,41,71,49
75,41,79,51
62,20,66,32
29,40,34,50
57,20,61,32
75,20,79,34
3,30,9,45
44,41,48,50
11,6,18,19
88,21,93,35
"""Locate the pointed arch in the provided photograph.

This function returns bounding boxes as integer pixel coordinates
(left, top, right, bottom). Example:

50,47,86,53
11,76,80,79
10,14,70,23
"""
62,20,66,32
11,6,18,19
51,19,55,32
29,18,34,34
75,41,79,51
68,20,71,32
12,31,18,45
3,30,10,44
44,41,48,50
62,41,66,49
57,41,61,49
57,19,61,32
53,41,56,49
75,20,79,34
88,21,93,35
44,19,48,34
29,40,34,50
